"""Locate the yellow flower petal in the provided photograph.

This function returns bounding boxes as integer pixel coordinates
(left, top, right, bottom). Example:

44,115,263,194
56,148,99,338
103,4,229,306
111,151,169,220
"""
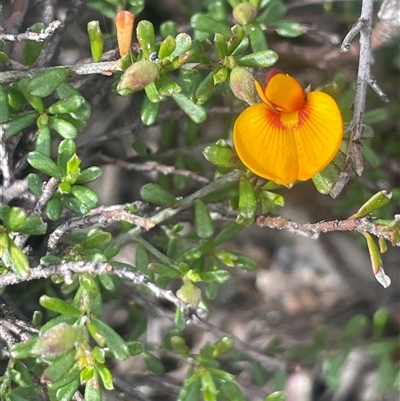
233,90,343,184
265,73,305,113
233,103,299,184
294,91,343,180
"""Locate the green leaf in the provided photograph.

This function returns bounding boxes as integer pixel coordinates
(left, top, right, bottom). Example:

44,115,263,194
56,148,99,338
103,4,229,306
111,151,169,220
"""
159,35,176,61
275,20,303,37
172,93,207,123
177,372,202,401
8,82,25,113
141,96,160,125
10,337,38,359
176,281,202,306
196,270,231,284
71,185,99,209
49,116,78,139
28,68,69,97
323,353,348,391
27,173,42,196
145,82,164,102
264,391,286,401
249,21,268,52
54,375,80,400
80,231,112,250
3,207,27,231
201,370,218,401
220,381,246,401
35,126,51,156
364,107,389,125
48,94,85,114
76,166,102,184
312,150,345,195
66,154,81,185
127,341,145,356
136,20,157,59
46,193,62,220
170,33,192,58
27,151,63,178
87,20,104,62
237,49,279,67
191,14,232,39
238,176,257,221
57,139,77,175
372,307,390,339
214,221,244,246
62,196,91,215
160,20,178,38
351,190,392,218
39,314,77,336
18,78,45,111
42,351,76,383
39,295,81,317
11,361,33,388
135,243,151,274
150,263,182,278
17,215,47,235
260,190,284,214
340,314,368,341
195,69,217,104
97,363,114,390
56,82,91,123
203,140,244,169
0,84,10,123
142,351,165,374
227,25,245,55
31,323,81,356
84,373,102,401
89,317,130,359
8,240,30,278
140,183,177,207
5,111,38,138
23,23,45,66
258,0,288,25
195,199,215,239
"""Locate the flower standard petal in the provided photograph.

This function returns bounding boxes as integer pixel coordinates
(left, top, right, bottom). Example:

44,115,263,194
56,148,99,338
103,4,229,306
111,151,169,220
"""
264,73,305,113
233,103,299,184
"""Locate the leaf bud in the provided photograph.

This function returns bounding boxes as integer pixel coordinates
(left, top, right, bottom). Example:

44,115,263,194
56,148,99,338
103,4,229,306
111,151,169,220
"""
117,60,160,95
229,66,256,105
233,3,257,26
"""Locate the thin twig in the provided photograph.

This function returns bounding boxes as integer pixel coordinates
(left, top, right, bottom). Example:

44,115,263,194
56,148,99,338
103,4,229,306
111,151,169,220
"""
256,215,400,246
0,126,11,188
2,0,30,55
14,177,59,248
0,262,206,320
195,319,287,372
0,61,121,84
36,0,84,67
47,205,155,253
98,154,211,184
115,170,242,246
0,179,29,204
332,0,390,197
0,20,62,42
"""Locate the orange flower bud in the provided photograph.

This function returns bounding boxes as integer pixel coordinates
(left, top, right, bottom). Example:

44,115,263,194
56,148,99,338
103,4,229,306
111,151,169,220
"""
116,11,134,58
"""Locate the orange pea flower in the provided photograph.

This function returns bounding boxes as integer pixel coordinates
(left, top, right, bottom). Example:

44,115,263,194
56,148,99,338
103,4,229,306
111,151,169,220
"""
233,70,343,185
